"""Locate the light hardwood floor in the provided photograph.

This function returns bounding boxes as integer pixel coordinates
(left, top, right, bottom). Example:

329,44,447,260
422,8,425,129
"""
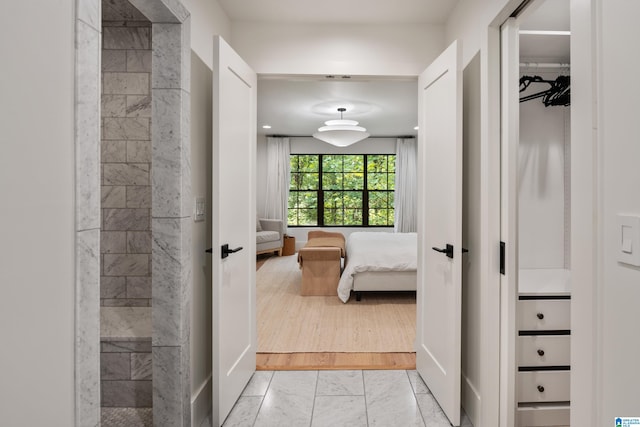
256,253,416,370
256,352,416,370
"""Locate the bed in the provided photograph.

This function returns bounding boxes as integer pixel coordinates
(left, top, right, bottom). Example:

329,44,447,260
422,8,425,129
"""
338,232,417,302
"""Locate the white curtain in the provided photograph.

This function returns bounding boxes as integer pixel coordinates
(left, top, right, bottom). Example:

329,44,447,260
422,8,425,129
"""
264,137,291,234
394,138,417,232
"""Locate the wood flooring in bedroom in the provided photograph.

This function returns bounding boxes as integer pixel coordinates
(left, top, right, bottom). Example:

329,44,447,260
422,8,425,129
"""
256,253,416,370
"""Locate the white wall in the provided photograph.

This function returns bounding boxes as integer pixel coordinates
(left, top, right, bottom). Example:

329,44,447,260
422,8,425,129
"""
181,1,231,425
569,0,598,425
190,51,213,426
444,3,517,427
180,0,231,68
0,1,76,424
445,0,519,66
461,52,483,426
518,71,570,269
231,22,445,76
598,0,640,422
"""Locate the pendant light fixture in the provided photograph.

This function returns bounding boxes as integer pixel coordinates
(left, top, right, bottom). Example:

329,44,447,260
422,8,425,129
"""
312,107,370,147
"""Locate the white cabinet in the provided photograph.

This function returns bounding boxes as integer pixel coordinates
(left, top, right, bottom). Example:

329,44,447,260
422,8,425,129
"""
516,292,570,426
517,299,571,331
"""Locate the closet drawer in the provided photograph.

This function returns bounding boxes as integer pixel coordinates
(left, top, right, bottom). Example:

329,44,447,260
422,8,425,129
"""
518,371,570,403
518,336,570,366
517,404,570,426
518,299,570,331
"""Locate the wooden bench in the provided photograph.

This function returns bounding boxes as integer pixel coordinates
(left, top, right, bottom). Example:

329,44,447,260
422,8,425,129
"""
297,231,345,296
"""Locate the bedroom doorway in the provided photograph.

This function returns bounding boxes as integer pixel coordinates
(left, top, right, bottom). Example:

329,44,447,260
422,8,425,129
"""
254,75,419,370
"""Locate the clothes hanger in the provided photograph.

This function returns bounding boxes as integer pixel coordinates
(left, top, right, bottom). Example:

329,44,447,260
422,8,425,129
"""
519,75,570,106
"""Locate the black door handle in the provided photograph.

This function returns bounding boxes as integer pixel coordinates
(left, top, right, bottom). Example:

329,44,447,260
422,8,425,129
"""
432,244,454,258
221,243,243,259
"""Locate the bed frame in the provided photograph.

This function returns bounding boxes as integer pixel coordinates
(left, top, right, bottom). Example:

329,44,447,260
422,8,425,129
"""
352,270,417,301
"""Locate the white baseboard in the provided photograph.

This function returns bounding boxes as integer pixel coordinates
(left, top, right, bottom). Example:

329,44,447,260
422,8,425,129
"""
462,372,481,426
191,375,212,427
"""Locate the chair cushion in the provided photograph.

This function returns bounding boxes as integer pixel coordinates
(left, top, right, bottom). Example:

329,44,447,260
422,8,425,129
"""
256,230,279,244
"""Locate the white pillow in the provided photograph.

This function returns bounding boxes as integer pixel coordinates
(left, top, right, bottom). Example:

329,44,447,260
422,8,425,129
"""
256,217,263,232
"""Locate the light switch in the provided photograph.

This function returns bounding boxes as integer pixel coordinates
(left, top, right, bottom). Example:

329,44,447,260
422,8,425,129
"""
194,197,206,222
617,215,640,266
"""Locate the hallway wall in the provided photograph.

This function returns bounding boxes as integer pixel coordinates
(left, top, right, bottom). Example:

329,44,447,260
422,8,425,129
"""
178,2,231,426
0,1,76,424
230,22,445,76
180,0,231,68
462,52,483,426
190,51,214,425
598,0,640,422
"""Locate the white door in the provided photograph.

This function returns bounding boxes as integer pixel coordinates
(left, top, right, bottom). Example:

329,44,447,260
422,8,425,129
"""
416,40,463,426
499,17,520,427
211,36,257,426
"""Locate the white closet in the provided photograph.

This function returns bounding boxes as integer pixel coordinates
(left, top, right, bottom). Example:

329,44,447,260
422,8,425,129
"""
502,1,572,426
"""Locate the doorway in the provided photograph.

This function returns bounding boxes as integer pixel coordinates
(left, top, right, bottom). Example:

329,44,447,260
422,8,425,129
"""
500,1,572,426
74,0,191,425
254,75,419,370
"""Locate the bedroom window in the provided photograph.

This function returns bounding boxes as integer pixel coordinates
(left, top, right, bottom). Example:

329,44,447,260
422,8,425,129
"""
288,154,395,227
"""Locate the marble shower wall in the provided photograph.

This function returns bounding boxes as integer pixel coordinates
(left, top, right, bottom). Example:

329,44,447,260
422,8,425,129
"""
101,15,153,307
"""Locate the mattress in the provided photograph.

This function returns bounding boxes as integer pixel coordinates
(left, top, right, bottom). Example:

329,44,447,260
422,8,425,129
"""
338,232,417,302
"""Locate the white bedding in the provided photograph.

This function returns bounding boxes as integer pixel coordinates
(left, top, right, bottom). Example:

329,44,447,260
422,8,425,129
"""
338,232,417,302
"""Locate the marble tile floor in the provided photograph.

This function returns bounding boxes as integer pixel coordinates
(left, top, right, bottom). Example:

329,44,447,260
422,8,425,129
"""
101,407,152,427
201,370,473,427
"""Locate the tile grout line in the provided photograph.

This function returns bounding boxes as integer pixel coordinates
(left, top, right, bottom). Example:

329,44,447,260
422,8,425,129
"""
309,370,320,427
362,370,370,427
406,369,427,425
251,370,274,427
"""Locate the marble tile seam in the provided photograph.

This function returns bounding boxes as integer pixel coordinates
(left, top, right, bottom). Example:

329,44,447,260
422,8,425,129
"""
77,225,101,233
77,17,101,34
150,87,190,97
151,215,192,220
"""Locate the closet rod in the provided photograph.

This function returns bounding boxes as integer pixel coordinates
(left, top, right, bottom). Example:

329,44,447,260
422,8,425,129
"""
520,62,570,69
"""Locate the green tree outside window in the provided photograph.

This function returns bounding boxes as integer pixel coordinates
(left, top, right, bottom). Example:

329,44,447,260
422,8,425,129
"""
288,154,395,227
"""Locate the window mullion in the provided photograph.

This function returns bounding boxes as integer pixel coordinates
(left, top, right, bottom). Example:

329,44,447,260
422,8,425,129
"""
363,154,368,227
318,155,324,227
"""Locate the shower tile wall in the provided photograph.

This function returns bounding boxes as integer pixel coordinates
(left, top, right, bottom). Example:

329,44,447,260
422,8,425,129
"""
101,15,152,307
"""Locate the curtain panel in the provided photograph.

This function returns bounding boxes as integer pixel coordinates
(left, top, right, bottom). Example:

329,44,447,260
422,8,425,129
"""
394,138,417,232
264,137,291,234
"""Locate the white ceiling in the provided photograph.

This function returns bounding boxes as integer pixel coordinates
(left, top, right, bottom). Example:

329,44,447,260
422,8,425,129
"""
218,0,458,25
219,0,569,139
257,76,418,137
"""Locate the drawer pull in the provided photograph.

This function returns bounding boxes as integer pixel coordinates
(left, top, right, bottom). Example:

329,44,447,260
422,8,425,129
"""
537,385,545,393
536,313,545,320
537,349,545,356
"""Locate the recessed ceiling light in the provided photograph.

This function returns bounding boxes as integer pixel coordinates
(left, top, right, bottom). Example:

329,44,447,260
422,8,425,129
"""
414,126,419,130
262,125,272,129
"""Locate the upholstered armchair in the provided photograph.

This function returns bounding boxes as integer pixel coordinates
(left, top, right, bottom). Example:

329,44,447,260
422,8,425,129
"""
256,218,283,256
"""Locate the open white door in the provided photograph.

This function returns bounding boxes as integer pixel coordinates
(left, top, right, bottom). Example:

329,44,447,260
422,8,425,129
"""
499,17,520,427
416,40,463,426
211,36,257,426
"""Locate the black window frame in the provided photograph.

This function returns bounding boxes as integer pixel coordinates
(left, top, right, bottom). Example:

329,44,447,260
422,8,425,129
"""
288,153,395,228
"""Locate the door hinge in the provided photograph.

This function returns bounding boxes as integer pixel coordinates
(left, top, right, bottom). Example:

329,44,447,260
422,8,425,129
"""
500,241,505,275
